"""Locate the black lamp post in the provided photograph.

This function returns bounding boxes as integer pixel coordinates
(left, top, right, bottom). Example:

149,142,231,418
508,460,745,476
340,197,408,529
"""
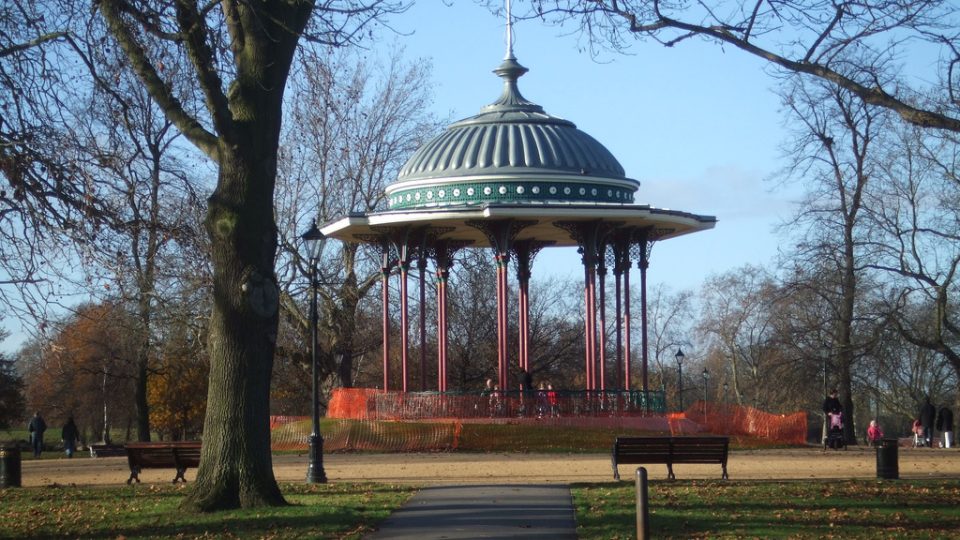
675,348,685,412
301,221,327,484
702,368,709,416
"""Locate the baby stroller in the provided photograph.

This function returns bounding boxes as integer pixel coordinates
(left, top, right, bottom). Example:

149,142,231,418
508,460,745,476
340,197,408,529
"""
823,412,846,450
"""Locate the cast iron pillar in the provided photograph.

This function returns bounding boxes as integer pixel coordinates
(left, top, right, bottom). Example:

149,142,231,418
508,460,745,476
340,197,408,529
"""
467,220,533,391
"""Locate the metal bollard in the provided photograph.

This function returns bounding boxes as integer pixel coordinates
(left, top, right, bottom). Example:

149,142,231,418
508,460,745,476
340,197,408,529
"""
877,438,899,480
0,445,22,488
635,467,649,540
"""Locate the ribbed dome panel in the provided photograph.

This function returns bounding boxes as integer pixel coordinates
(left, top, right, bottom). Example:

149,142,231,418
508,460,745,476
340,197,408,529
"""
397,120,626,181
387,56,638,209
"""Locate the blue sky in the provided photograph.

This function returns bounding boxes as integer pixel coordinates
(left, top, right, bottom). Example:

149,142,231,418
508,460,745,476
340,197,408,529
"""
387,2,799,291
1,3,799,352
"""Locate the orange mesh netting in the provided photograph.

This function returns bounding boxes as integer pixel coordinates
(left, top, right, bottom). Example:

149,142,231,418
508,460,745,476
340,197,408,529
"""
674,401,808,445
269,416,460,452
287,389,808,451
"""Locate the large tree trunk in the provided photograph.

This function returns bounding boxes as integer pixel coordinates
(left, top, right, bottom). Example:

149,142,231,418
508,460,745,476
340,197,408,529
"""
185,147,284,510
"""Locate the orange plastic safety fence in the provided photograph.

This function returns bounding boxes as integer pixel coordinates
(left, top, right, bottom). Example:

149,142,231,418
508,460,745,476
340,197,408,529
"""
327,387,663,420
269,416,460,452
674,401,808,445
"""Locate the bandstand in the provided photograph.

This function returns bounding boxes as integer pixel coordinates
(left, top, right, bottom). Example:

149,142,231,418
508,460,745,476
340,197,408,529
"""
320,37,716,416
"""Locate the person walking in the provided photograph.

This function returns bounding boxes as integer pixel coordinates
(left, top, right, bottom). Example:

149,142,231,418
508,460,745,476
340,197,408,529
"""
867,420,884,447
62,416,80,458
920,396,937,448
822,389,842,447
936,405,954,449
27,411,47,457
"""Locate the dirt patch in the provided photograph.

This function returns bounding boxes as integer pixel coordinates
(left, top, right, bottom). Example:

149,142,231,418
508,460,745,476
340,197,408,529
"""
17,446,960,487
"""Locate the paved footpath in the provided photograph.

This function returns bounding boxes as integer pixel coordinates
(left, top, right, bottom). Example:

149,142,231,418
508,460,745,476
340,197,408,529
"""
364,484,577,539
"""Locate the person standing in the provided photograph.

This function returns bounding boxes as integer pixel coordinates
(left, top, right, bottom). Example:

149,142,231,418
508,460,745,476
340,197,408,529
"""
936,405,954,449
822,389,843,449
27,411,47,457
61,416,80,458
867,420,884,447
920,396,937,448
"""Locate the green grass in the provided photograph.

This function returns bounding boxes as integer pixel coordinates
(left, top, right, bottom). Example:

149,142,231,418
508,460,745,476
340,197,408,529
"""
571,479,960,539
0,482,417,539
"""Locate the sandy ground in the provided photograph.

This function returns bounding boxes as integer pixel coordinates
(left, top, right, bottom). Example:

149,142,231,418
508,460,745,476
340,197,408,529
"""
15,446,960,487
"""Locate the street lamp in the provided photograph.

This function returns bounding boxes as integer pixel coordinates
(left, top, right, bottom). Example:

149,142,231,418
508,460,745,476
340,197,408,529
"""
675,348,685,412
301,221,327,484
702,368,709,416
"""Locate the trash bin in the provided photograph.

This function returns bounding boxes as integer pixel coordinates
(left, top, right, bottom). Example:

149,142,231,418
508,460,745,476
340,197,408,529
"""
876,438,899,480
0,445,22,488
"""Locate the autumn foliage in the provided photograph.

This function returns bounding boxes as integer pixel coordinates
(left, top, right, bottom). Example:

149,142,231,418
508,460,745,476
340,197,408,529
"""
22,303,138,443
147,324,208,440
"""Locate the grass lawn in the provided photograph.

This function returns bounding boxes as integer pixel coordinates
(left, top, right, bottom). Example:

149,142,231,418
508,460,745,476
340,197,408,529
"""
0,482,417,539
572,479,960,539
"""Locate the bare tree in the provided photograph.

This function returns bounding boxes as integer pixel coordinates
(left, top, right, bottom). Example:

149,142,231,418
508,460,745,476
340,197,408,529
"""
776,76,891,442
3,0,408,510
516,1,960,132
275,45,442,393
866,122,960,409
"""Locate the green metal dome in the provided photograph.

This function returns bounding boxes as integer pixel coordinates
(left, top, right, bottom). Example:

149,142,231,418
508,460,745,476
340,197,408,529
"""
386,57,640,210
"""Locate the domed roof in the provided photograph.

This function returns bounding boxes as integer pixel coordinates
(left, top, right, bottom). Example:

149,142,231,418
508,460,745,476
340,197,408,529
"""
385,57,640,210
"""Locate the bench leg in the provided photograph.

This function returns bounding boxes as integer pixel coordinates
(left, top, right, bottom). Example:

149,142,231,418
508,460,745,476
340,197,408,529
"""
127,466,141,485
173,467,187,483
612,450,620,480
667,463,675,480
722,464,729,480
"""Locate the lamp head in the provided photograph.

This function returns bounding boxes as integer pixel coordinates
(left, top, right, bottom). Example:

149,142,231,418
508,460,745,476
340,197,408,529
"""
301,220,324,259
702,368,709,380
675,348,685,365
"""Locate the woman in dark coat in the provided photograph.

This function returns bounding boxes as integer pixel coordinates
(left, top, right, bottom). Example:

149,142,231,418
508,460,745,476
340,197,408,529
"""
920,397,937,447
61,416,80,458
936,406,954,449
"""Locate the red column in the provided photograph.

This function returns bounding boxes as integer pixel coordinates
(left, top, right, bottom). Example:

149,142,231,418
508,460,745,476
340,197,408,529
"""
496,253,510,391
614,260,623,390
399,258,410,393
519,278,529,371
624,261,631,390
381,264,391,391
640,248,649,394
436,268,448,392
418,255,427,391
598,265,607,391
583,258,597,390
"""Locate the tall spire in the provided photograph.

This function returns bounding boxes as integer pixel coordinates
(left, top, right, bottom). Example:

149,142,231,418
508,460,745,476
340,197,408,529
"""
505,0,515,60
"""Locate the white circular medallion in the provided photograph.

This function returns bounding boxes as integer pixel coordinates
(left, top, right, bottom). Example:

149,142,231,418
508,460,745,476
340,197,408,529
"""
564,187,571,195
438,189,445,198
549,186,557,194
483,186,492,195
453,188,461,197
532,186,540,194
467,187,475,196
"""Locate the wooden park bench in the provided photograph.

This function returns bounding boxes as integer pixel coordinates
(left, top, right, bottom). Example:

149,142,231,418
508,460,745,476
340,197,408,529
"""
124,441,201,484
611,436,730,480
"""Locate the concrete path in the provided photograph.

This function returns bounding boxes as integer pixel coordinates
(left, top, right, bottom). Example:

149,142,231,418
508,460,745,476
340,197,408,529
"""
364,484,577,539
